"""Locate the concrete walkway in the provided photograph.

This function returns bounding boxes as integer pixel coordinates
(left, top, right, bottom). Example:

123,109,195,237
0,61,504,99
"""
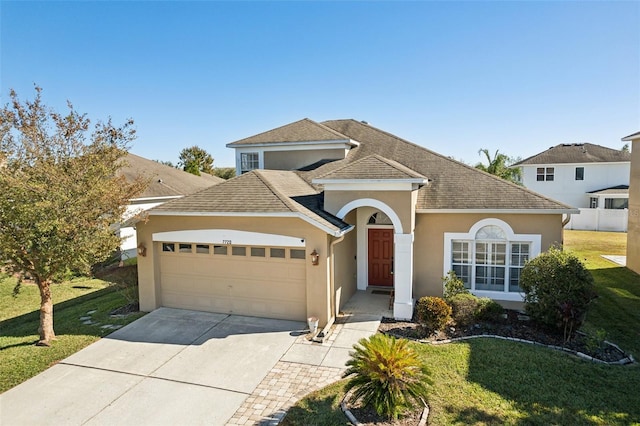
0,289,391,426
228,289,392,425
601,254,627,266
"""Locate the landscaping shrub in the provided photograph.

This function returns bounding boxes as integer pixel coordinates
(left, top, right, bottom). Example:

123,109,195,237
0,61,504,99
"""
442,270,469,301
475,297,504,321
343,334,432,420
416,296,451,333
449,293,479,326
520,245,595,341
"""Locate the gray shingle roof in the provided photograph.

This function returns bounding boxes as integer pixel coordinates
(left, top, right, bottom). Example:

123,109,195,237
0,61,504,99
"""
305,120,571,211
315,154,428,181
588,185,629,195
151,119,573,228
226,118,355,146
118,153,223,199
514,143,630,165
150,169,351,234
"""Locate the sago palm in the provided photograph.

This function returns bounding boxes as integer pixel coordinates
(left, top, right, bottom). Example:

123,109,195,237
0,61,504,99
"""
343,333,432,420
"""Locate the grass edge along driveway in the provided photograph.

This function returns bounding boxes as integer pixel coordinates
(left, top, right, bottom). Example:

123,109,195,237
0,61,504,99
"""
0,272,145,393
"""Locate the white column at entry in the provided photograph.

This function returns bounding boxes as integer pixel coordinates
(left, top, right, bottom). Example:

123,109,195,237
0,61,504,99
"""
393,233,414,320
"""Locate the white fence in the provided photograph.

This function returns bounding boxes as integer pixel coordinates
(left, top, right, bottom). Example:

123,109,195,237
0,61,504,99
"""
565,208,628,232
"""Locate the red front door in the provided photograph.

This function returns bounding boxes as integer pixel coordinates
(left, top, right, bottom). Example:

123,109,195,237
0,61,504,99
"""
368,228,394,286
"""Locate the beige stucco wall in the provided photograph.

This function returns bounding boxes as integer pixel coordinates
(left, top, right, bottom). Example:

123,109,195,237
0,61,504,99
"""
628,139,640,275
324,190,416,233
136,215,334,326
333,211,357,312
413,213,564,299
264,149,345,171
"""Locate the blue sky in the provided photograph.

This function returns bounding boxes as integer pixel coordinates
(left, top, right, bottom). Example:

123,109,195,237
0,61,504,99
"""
1,1,639,167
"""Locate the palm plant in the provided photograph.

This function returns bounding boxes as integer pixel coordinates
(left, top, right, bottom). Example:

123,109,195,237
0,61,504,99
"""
475,148,522,184
343,334,432,420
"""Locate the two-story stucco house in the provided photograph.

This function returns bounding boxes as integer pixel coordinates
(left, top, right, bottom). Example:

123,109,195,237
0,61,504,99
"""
514,143,631,232
135,119,575,330
622,132,639,275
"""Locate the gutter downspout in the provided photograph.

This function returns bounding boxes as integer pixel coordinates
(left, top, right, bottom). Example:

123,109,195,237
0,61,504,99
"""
562,214,571,227
314,234,345,342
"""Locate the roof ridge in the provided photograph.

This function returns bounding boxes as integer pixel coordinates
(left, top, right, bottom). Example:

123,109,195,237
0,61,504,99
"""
252,170,300,213
309,119,352,140
369,154,427,178
513,142,630,166
323,119,572,207
229,118,350,145
315,153,425,180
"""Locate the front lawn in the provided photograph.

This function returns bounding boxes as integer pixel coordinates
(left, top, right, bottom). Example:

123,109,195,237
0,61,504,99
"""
564,231,640,356
282,230,640,425
0,269,145,393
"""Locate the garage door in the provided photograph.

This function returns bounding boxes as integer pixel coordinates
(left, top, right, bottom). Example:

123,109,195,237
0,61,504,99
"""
159,242,307,321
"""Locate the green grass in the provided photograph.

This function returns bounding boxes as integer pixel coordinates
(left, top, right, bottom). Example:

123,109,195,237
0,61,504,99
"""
564,230,640,356
0,271,145,393
283,230,640,425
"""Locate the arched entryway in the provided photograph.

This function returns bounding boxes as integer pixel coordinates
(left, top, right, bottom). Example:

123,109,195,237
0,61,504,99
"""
336,198,414,320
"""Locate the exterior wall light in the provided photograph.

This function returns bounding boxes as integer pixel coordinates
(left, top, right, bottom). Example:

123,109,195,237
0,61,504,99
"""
310,249,319,266
137,243,147,257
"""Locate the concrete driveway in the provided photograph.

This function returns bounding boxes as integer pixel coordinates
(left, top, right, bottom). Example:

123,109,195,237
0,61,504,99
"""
0,308,307,426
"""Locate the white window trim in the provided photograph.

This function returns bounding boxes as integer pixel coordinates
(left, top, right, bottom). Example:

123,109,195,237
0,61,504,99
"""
443,218,541,302
153,229,305,247
239,152,260,174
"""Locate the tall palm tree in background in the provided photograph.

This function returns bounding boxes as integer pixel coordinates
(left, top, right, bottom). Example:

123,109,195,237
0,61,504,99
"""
475,148,522,185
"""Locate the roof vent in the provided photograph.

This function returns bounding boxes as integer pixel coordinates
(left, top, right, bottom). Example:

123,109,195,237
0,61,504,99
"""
157,179,163,183
361,120,369,124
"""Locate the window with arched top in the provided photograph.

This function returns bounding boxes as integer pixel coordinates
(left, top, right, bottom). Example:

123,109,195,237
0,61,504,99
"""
475,225,506,240
368,212,393,225
445,219,541,298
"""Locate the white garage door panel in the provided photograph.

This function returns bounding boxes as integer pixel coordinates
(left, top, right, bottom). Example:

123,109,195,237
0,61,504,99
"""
159,249,307,321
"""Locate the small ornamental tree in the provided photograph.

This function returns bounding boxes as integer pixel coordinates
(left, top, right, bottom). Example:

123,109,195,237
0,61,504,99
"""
212,167,236,180
442,270,469,302
0,87,145,346
519,245,595,341
343,334,431,420
415,296,452,333
178,145,214,176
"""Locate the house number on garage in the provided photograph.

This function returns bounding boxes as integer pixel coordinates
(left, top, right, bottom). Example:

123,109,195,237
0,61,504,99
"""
222,240,232,245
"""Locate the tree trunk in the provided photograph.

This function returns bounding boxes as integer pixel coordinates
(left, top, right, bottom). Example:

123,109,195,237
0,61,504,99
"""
36,278,55,346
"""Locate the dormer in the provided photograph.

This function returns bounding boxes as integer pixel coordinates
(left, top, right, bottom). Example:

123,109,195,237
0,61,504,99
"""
226,118,359,175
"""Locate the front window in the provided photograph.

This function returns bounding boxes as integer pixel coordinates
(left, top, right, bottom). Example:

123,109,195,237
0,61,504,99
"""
590,197,598,208
240,152,259,174
451,241,471,288
446,221,539,296
475,241,506,291
575,167,584,181
536,167,554,181
509,243,530,292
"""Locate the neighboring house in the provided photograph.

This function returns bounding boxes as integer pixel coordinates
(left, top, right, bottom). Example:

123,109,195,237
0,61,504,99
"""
513,143,631,232
136,119,574,329
117,153,223,258
622,132,640,275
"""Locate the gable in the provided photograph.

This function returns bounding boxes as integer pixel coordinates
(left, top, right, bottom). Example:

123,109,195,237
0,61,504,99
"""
226,118,355,147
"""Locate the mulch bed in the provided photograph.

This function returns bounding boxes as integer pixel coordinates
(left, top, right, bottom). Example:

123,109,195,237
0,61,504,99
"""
342,310,631,425
378,310,629,364
347,402,424,426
